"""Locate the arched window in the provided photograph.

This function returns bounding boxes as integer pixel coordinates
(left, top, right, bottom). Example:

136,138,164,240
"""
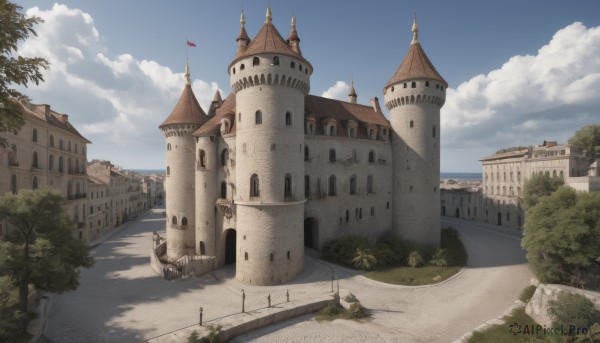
255,110,262,124
172,216,177,225
253,57,259,66
367,175,374,194
49,135,54,147
11,174,17,194
59,157,64,172
328,175,336,196
304,146,309,161
432,125,436,138
199,150,206,168
287,251,290,260
200,241,206,255
368,150,375,163
238,112,241,122
350,175,356,195
329,125,335,136
329,149,336,163
32,151,38,168
181,217,188,226
221,149,229,166
49,155,54,170
410,120,414,128
411,81,416,88
250,174,260,197
270,253,274,262
273,56,279,65
425,81,430,87
67,181,72,197
245,252,248,260
11,144,17,160
284,174,292,198
290,61,295,68
32,177,38,190
299,64,303,71
285,111,292,126
346,210,349,223
240,63,245,70
166,166,170,175
167,143,171,151
32,128,38,142
221,181,227,198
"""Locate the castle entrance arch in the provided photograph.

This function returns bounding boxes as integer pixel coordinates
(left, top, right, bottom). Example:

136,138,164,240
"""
224,229,236,265
304,218,318,249
455,208,460,218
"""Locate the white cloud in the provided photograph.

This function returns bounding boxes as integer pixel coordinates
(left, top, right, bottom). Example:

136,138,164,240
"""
321,81,350,100
19,4,221,168
442,22,600,171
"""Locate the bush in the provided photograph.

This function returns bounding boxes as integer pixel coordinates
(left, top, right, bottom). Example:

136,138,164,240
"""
352,248,377,270
345,302,367,319
321,235,375,266
319,304,344,316
204,325,222,343
429,248,452,267
344,293,358,303
548,292,600,330
187,330,200,343
407,251,424,268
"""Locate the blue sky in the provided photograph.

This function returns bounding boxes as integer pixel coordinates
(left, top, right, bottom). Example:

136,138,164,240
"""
14,0,600,171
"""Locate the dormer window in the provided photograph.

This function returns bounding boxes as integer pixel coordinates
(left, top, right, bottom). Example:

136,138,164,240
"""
253,57,260,66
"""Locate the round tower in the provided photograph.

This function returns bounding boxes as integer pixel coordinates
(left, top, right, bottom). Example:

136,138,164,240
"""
194,132,217,257
228,8,311,285
383,17,447,246
159,65,209,259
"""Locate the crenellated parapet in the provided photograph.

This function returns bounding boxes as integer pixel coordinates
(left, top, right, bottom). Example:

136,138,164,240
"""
161,124,201,138
384,79,446,110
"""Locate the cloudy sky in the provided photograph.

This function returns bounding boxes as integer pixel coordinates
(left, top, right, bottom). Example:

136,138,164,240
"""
13,0,600,171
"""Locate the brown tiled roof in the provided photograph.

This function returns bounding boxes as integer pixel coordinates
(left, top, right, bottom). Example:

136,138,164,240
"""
385,42,447,89
479,148,530,161
230,22,311,69
193,93,236,136
237,26,250,42
159,84,208,128
24,103,91,143
305,95,390,139
193,94,390,139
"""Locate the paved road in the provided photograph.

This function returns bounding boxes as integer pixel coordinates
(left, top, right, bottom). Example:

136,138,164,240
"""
43,209,531,342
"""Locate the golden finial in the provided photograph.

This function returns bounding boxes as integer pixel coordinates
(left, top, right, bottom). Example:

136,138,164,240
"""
185,63,191,85
411,13,419,44
266,4,272,24
240,10,246,27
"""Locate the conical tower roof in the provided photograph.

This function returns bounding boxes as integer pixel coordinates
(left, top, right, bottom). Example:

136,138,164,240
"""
385,17,447,89
159,66,208,128
229,9,311,69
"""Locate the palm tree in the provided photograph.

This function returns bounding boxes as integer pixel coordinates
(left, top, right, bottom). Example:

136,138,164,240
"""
352,248,377,271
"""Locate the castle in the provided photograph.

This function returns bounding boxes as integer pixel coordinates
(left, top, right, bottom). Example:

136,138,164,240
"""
159,8,446,285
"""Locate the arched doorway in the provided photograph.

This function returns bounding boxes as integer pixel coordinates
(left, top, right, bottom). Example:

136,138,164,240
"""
225,229,236,265
497,212,502,226
304,218,318,249
455,208,460,218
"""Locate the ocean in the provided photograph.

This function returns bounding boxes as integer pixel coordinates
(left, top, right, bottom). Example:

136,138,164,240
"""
440,172,482,181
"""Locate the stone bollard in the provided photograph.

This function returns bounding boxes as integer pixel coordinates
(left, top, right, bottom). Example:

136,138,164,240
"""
268,293,271,308
286,289,290,302
199,307,203,326
242,289,246,313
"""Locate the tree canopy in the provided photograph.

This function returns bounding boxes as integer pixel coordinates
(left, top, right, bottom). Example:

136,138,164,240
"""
0,187,94,313
522,173,564,209
568,124,600,157
0,0,49,147
522,186,600,286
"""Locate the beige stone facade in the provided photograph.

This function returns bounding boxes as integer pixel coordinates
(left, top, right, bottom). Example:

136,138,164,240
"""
441,141,599,228
160,11,446,285
0,103,90,240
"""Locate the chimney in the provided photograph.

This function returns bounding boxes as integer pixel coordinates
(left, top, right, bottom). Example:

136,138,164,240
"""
370,97,382,113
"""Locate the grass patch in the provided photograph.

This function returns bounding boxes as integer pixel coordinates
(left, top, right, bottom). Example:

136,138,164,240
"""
467,307,540,343
365,265,461,285
519,285,537,303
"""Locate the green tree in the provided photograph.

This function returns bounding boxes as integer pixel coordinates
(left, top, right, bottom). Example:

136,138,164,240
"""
569,124,600,157
0,187,94,313
0,0,49,147
522,173,564,209
522,187,600,285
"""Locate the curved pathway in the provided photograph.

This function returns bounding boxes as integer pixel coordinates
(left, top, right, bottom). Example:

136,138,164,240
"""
42,208,531,343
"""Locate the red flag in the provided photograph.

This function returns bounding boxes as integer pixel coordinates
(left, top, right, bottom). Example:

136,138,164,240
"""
187,40,197,47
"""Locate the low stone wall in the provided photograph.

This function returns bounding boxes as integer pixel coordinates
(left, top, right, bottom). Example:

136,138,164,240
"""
182,256,216,277
526,283,600,327
147,293,338,342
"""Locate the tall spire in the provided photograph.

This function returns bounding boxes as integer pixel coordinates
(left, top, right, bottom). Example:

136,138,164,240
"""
348,79,357,104
411,13,419,45
185,63,191,85
288,14,301,54
236,9,250,56
240,9,245,27
266,5,272,24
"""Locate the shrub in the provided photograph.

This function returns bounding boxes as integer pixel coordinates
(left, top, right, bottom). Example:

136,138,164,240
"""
344,293,358,303
373,242,399,266
429,248,452,267
187,330,200,343
345,302,367,319
319,303,344,316
352,248,377,270
548,292,600,330
321,235,375,266
204,325,222,343
407,250,424,268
